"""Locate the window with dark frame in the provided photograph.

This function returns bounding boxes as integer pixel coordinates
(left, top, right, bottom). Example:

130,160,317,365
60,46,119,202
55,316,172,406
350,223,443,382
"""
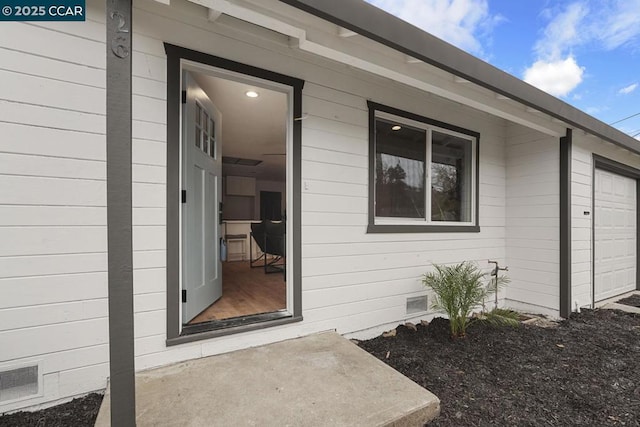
368,102,479,232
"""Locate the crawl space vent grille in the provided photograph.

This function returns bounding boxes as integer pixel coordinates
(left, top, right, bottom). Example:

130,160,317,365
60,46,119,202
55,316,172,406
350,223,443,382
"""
0,365,39,403
406,296,428,315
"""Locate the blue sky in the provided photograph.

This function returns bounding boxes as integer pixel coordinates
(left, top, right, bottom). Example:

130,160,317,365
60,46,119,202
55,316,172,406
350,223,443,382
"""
365,0,640,140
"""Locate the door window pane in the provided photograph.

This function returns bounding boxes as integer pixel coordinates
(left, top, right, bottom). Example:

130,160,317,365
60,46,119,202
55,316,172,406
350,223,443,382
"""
209,118,216,157
431,131,472,222
375,118,426,218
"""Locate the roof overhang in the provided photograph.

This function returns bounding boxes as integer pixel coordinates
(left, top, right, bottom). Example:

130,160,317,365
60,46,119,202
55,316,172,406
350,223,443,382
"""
277,0,640,154
190,0,562,137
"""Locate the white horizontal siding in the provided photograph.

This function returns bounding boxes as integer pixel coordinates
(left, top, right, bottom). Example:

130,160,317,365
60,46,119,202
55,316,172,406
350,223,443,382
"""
108,0,511,375
0,6,109,413
0,122,105,160
0,253,107,280
0,70,104,114
298,80,507,323
1,318,108,362
0,300,107,332
0,273,107,309
505,123,560,314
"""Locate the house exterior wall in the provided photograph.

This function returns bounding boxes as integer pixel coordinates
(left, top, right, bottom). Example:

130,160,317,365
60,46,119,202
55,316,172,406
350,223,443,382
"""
505,124,560,316
0,0,576,413
0,11,110,412
570,134,640,309
126,0,508,361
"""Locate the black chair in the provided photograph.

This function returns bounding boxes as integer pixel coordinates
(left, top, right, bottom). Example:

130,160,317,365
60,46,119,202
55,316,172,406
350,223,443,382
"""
250,220,285,275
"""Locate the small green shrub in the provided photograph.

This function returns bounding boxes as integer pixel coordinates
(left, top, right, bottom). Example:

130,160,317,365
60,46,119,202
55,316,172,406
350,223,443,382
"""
422,262,510,338
478,307,520,327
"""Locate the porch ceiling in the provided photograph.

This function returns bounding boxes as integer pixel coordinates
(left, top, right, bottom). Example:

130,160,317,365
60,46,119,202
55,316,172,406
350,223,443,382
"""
182,0,640,154
187,0,564,138
277,0,640,154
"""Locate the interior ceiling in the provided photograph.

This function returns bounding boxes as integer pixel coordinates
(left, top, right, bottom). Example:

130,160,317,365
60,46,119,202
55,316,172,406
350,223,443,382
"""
193,73,287,182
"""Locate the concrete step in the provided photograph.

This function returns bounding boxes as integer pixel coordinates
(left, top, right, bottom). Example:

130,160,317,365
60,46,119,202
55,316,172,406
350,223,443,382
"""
95,331,440,426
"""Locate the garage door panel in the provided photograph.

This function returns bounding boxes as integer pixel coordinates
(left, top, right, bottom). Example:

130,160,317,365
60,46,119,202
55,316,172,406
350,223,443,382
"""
599,272,612,293
594,169,637,302
600,174,612,194
614,177,625,196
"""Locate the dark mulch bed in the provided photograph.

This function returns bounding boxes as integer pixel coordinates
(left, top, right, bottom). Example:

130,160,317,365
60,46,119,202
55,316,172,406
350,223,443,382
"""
617,294,640,308
359,309,640,426
0,393,102,427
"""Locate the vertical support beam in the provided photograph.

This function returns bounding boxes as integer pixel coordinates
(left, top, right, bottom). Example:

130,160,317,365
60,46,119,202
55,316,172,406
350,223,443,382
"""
164,44,181,341
559,129,572,318
292,82,303,318
106,0,136,425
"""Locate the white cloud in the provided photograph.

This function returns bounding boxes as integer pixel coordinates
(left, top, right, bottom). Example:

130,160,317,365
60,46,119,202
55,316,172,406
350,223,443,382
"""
596,0,640,50
585,106,609,116
522,2,588,96
619,83,638,95
523,1,640,97
534,3,588,60
524,57,584,97
364,0,501,55
534,1,640,53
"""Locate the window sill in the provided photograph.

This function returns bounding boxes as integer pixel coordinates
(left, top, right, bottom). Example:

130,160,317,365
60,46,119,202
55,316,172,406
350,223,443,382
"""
367,224,480,233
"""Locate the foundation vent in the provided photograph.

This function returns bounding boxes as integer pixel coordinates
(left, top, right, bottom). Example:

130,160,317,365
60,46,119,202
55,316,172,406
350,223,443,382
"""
0,365,39,403
406,295,428,315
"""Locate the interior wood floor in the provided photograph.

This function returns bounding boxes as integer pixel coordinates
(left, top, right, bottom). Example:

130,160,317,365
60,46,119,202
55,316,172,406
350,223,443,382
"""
189,260,286,324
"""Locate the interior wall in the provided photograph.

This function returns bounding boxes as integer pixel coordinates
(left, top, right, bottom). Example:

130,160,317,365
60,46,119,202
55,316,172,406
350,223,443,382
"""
222,178,255,220
221,178,286,220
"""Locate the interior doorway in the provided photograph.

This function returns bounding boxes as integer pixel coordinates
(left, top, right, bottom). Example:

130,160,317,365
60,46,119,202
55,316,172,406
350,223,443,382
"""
180,62,289,329
261,191,283,221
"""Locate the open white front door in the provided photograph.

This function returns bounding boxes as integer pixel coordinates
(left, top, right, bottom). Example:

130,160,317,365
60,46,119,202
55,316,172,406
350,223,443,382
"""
182,71,223,323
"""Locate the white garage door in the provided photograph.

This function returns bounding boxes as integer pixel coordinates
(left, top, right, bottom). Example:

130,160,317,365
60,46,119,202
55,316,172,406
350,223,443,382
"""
594,168,637,302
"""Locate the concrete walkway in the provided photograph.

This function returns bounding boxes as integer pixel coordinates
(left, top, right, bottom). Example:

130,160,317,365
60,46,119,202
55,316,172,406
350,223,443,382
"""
95,332,440,426
599,291,640,314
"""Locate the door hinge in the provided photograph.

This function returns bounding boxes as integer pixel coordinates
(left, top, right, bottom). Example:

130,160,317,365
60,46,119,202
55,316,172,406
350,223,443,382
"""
182,190,186,203
182,289,187,303
181,90,187,104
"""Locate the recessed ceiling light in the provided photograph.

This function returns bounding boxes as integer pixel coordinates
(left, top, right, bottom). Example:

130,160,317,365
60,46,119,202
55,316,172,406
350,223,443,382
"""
391,125,402,131
245,90,259,98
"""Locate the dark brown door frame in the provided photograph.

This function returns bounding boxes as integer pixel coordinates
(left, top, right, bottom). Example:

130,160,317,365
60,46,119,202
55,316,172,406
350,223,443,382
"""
164,44,305,346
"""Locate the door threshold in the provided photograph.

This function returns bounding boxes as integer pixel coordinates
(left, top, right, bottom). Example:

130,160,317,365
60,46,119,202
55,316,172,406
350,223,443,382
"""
182,311,291,335
169,312,302,346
